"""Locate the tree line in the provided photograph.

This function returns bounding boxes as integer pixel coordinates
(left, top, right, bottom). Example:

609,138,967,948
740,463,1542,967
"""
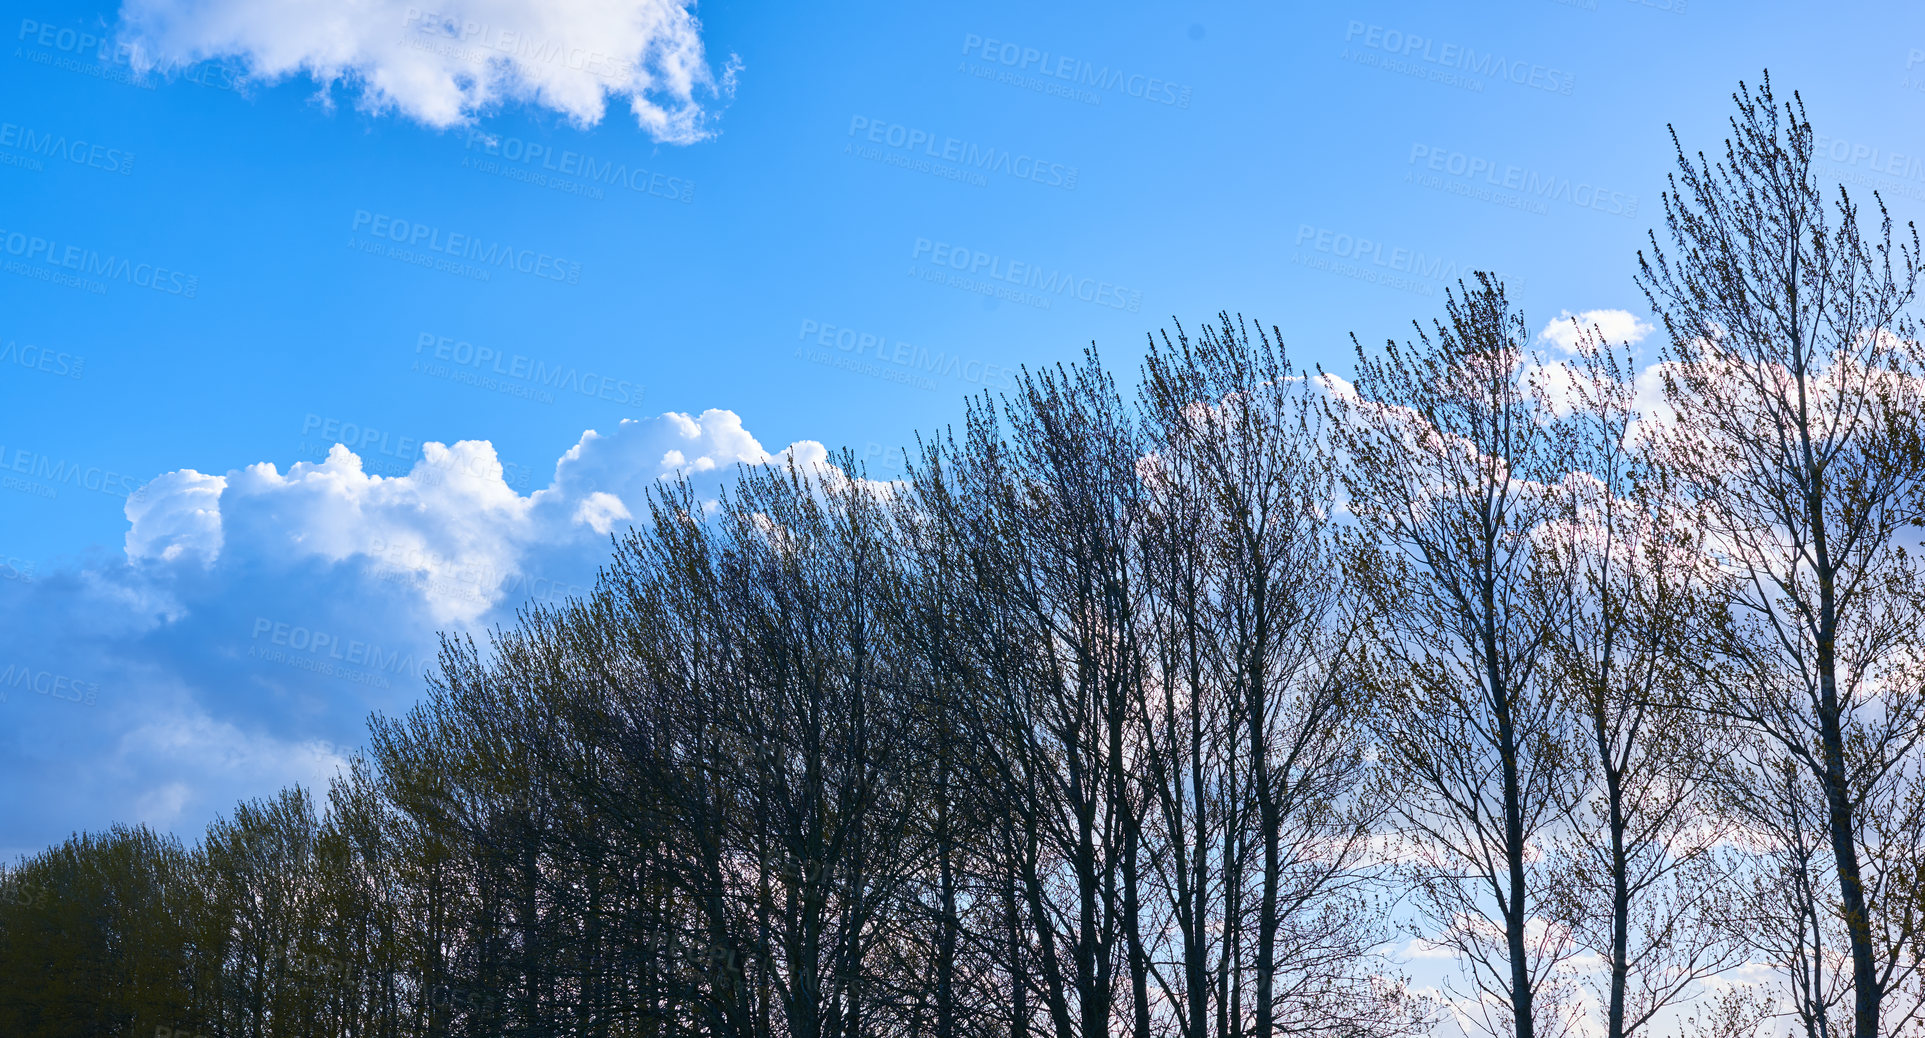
4,74,1924,1038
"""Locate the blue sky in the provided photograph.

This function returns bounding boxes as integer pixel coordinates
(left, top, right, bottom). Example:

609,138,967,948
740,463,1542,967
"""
3,0,1925,859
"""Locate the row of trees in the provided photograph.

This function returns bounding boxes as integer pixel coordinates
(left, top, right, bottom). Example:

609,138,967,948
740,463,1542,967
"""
4,75,1925,1038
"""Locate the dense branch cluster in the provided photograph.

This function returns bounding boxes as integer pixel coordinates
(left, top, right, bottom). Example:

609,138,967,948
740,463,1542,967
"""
4,75,1925,1038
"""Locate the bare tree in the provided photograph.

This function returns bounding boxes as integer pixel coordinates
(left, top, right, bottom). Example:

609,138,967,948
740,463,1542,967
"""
1538,321,1744,1038
1638,72,1925,1038
916,354,1148,1038
1328,276,1577,1038
1136,315,1419,1038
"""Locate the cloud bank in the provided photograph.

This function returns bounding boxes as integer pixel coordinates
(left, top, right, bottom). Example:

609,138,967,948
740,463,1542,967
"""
115,0,740,139
0,411,818,858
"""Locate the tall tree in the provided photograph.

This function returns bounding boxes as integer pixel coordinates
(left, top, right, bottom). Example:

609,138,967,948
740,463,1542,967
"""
1329,276,1577,1038
1539,321,1743,1038
917,354,1148,1038
0,826,194,1037
1136,315,1416,1038
1638,72,1925,1038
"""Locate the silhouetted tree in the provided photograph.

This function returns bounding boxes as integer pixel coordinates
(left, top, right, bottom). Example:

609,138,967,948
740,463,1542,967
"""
1638,72,1925,1038
1538,320,1743,1038
1329,276,1577,1038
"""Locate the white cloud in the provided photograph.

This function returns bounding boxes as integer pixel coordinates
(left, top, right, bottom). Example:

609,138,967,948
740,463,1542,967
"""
115,0,740,139
0,410,814,855
573,491,632,535
125,468,226,563
115,411,781,625
1536,309,1654,355
132,782,192,828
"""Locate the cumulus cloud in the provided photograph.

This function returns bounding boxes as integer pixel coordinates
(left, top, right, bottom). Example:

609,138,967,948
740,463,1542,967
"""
124,468,225,563
1536,309,1654,355
0,410,807,859
573,491,633,536
115,0,740,139
1514,309,1657,419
